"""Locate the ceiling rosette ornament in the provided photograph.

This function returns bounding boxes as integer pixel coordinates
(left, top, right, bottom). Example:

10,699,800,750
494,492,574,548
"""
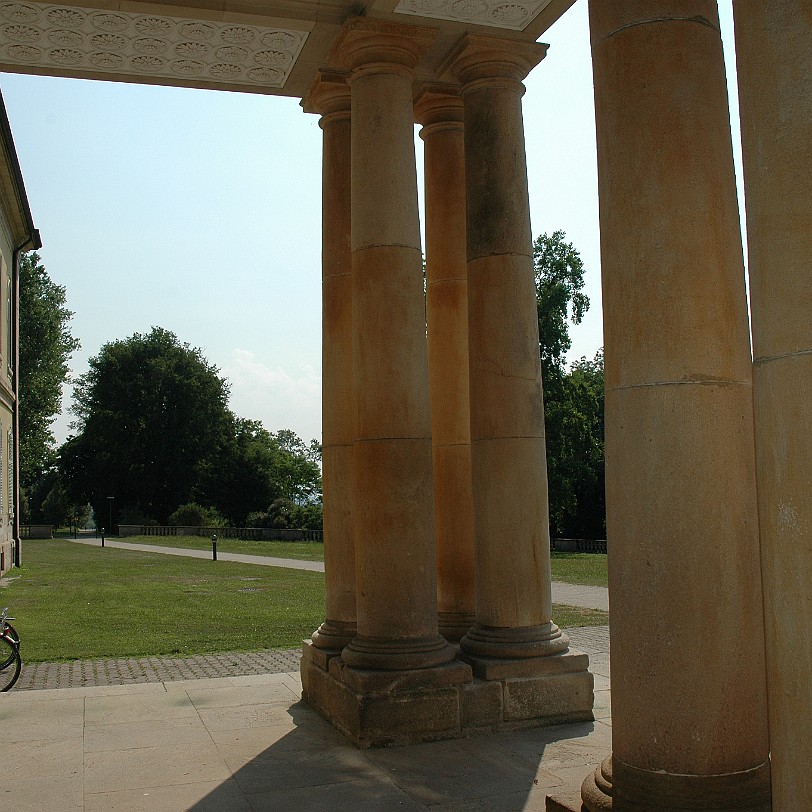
394,0,552,31
0,3,308,89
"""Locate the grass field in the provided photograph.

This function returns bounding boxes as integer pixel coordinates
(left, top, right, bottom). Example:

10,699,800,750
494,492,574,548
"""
4,538,325,662
2,539,607,662
549,551,608,587
113,535,610,587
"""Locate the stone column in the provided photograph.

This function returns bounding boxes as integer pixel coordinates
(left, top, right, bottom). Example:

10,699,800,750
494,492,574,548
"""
414,84,475,643
441,35,569,661
734,5,812,808
333,19,454,672
302,70,356,653
577,3,771,810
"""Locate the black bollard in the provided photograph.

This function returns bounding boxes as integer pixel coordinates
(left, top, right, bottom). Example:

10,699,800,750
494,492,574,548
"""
101,527,105,548
211,533,218,561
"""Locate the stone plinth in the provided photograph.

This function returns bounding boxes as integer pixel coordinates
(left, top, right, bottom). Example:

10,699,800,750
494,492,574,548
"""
302,642,593,748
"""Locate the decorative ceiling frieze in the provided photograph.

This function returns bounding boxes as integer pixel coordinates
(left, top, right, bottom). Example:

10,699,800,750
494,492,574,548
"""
393,0,552,32
0,3,309,89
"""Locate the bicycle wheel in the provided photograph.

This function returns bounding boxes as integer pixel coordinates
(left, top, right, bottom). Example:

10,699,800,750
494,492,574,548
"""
3,622,19,646
0,635,21,691
0,631,15,669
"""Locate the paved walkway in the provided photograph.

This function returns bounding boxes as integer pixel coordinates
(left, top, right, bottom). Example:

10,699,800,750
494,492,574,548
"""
3,655,611,811
67,537,609,609
13,626,609,692
68,537,324,572
3,626,611,811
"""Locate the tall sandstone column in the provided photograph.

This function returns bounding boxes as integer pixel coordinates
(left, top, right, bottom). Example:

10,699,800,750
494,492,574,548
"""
414,84,475,643
442,34,569,661
734,4,812,808
333,19,454,672
302,70,356,652
579,3,771,809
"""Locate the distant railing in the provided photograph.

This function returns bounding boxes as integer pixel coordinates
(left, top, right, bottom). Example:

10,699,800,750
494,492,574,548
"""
551,537,607,554
20,525,53,539
118,525,324,542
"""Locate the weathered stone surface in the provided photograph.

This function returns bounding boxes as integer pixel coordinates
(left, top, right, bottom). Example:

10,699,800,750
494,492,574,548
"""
306,72,357,652
504,672,594,723
416,85,476,644
582,1,771,808
735,4,812,808
467,649,590,681
340,659,472,694
460,679,502,728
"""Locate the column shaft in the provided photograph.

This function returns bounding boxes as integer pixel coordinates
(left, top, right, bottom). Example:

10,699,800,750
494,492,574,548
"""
442,36,567,659
303,72,356,651
415,85,475,643
335,20,454,671
581,3,770,809
734,4,812,807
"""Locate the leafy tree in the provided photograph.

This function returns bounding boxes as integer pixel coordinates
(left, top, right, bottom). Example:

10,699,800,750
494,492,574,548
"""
534,232,605,538
201,418,283,526
534,231,589,377
210,425,321,525
168,502,225,528
19,252,80,490
271,429,322,505
63,327,232,524
544,352,606,538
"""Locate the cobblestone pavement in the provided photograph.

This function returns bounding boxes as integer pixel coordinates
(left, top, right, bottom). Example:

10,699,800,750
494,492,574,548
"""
12,626,609,692
15,647,302,691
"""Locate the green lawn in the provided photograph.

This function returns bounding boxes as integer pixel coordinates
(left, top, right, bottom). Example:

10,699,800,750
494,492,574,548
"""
550,551,608,587
115,535,610,588
2,539,606,663
111,534,325,561
5,538,326,662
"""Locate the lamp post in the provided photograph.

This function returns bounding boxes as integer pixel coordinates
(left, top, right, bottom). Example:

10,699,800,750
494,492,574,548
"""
107,496,114,537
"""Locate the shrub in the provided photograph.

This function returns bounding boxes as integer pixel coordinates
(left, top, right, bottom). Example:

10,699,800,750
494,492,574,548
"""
168,502,226,528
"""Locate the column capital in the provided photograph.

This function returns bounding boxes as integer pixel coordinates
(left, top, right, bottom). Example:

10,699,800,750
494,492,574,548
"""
328,17,437,79
413,82,463,138
439,33,547,92
302,69,351,123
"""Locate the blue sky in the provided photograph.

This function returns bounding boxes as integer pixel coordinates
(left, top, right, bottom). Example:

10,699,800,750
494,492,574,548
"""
0,0,742,446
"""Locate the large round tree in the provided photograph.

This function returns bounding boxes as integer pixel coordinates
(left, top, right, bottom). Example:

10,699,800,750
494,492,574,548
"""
63,327,232,525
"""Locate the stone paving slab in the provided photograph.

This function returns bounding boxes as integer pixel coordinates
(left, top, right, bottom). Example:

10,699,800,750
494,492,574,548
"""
2,670,613,812
3,628,612,811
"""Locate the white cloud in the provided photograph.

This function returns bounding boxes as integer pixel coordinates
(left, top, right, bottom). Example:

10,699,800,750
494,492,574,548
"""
225,349,322,442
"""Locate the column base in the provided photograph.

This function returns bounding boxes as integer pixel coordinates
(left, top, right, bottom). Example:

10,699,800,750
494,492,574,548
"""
461,622,570,659
311,619,356,651
439,610,475,643
302,640,594,748
341,632,456,671
546,755,771,812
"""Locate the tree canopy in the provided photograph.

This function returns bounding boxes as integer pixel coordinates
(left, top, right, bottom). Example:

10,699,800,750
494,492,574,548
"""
64,327,233,525
61,327,322,529
19,252,79,489
534,232,605,539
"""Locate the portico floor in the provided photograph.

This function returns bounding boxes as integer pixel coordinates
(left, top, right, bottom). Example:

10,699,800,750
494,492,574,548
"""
2,627,609,811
